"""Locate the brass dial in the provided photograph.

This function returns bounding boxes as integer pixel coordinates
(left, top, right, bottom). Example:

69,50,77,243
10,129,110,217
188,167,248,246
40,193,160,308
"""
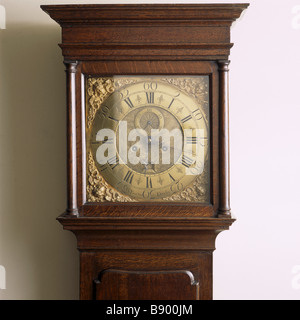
86,76,210,202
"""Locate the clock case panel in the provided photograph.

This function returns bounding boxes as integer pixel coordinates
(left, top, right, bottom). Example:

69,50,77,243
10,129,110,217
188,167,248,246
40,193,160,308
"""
77,61,219,218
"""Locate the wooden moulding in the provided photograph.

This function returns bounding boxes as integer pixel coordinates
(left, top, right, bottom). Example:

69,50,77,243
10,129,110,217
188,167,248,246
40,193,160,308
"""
41,4,249,61
41,4,249,24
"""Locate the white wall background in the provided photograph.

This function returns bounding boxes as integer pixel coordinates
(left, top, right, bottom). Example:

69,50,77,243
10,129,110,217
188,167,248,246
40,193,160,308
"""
0,0,300,300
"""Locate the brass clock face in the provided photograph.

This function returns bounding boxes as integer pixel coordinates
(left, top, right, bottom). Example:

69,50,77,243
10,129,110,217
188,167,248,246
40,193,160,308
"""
86,76,210,203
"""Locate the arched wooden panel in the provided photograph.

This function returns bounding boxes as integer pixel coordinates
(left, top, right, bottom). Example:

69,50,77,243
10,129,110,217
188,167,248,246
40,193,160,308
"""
94,269,199,300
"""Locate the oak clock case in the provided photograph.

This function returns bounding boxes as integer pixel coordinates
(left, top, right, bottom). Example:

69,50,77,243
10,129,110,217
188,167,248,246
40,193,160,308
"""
41,4,249,300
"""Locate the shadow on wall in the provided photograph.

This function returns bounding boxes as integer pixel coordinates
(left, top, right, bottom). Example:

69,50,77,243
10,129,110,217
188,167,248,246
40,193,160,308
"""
0,24,79,299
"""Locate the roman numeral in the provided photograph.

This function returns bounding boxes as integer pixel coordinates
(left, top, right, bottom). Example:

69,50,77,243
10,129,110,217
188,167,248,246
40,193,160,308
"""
108,155,119,170
168,173,175,182
182,155,194,168
108,116,119,122
124,97,134,109
104,137,114,144
181,115,192,124
124,170,134,184
146,92,154,104
98,105,109,118
146,177,153,188
186,137,198,144
168,98,175,109
99,164,107,172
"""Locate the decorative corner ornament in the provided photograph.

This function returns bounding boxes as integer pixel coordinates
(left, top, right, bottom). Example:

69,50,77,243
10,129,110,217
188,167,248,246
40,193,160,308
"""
86,151,136,203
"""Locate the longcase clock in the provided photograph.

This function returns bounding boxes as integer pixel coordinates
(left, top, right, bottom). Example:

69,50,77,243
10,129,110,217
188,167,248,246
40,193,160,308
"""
41,4,249,300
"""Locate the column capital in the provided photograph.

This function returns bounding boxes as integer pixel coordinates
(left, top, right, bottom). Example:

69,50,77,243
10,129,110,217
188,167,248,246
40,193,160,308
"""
64,60,79,73
218,60,231,71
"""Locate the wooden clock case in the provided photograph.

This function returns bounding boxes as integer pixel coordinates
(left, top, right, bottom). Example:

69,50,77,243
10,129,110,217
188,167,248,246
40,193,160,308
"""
41,4,249,300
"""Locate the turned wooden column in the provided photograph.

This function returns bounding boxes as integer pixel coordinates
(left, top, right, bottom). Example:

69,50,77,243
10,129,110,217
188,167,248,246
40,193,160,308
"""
64,61,79,216
218,60,231,216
